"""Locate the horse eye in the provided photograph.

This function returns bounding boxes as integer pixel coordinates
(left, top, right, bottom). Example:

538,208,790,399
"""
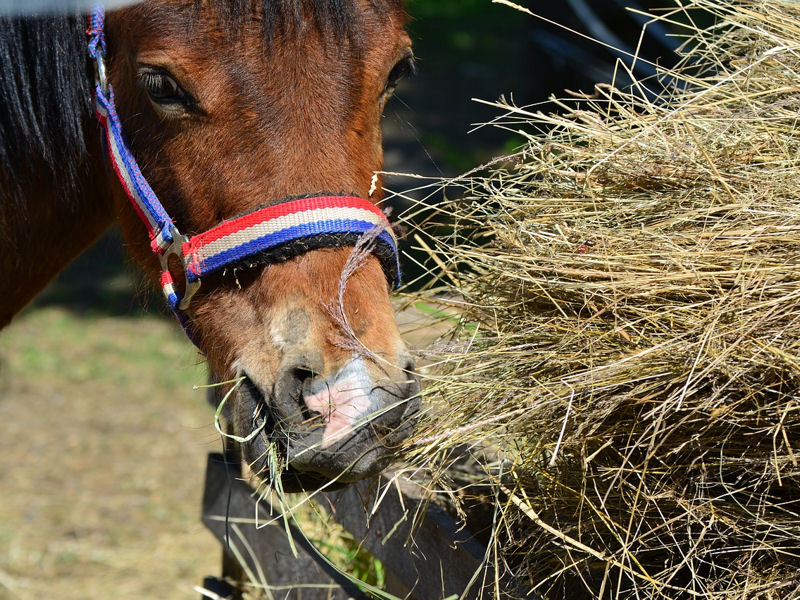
383,55,415,99
137,67,192,109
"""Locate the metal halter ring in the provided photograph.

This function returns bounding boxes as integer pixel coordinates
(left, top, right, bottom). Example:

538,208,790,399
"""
160,227,201,311
93,52,109,94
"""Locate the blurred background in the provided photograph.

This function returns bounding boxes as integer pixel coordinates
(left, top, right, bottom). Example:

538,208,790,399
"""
0,1,685,598
387,0,681,176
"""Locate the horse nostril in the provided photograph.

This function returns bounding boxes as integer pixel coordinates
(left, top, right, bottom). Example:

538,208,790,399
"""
405,375,421,400
291,366,314,386
401,355,416,374
273,363,319,425
402,357,420,385
290,366,316,421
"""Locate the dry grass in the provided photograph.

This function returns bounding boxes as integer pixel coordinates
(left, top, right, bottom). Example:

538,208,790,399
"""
398,1,800,598
0,307,218,599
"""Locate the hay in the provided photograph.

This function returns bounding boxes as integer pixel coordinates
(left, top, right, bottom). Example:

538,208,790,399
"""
403,1,800,598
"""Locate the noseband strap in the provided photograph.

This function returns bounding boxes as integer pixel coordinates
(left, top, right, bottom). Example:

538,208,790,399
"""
86,7,400,342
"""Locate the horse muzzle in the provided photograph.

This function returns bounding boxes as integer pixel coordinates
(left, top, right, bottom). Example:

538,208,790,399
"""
233,356,421,486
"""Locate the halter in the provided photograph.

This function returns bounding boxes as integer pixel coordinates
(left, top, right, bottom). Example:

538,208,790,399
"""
85,7,400,341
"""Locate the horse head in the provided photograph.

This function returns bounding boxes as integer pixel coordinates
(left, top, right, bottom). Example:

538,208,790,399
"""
102,0,420,485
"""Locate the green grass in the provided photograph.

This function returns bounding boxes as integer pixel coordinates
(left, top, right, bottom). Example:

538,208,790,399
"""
1,307,204,388
308,529,387,590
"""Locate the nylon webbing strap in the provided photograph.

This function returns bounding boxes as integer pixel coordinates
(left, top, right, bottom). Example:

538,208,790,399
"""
86,5,401,346
93,87,176,255
88,6,174,256
183,196,399,283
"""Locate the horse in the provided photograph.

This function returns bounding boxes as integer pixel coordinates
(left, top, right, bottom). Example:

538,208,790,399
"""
0,0,421,488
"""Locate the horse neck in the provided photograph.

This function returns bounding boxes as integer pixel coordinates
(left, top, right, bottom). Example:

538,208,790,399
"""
0,139,114,328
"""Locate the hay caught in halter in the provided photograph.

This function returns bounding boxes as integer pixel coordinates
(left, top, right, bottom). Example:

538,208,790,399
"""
405,1,800,597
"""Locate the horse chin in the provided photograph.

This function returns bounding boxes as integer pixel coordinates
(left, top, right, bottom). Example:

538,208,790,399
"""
233,373,420,491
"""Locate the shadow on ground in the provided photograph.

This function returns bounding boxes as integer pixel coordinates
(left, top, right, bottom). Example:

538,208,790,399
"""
31,227,165,318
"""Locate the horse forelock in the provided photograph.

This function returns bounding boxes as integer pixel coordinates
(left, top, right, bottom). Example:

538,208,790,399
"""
196,0,406,44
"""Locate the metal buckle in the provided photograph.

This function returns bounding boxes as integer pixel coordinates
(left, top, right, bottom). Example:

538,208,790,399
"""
160,226,201,311
93,53,109,95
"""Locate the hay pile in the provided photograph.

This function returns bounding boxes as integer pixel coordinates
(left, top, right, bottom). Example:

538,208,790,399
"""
405,1,800,598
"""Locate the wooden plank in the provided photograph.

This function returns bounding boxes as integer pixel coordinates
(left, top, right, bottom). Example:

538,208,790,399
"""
201,453,524,599
321,476,499,600
201,454,368,600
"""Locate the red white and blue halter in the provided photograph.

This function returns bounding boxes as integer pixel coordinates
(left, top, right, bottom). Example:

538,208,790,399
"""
86,7,400,341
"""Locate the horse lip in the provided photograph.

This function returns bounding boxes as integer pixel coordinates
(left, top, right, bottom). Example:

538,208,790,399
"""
237,372,324,449
282,388,422,480
236,370,421,483
240,370,308,429
236,374,276,438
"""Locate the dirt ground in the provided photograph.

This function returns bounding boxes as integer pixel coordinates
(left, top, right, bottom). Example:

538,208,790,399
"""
0,307,220,599
0,233,223,599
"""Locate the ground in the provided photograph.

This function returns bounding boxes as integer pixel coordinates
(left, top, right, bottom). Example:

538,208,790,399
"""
0,237,219,599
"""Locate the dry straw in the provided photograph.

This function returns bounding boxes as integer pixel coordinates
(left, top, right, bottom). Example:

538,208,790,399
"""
401,0,800,597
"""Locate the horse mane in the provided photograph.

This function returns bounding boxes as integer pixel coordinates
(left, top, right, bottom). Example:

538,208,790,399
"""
0,1,402,206
0,15,91,204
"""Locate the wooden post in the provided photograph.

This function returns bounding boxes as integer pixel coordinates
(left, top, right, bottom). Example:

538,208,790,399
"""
201,454,369,600
320,476,493,599
200,454,525,599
